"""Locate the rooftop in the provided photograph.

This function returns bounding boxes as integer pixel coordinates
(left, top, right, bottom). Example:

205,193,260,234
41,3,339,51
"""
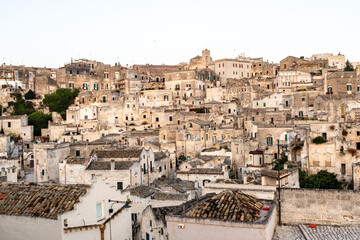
126,185,159,198
86,161,134,170
95,149,142,159
174,190,263,222
151,177,195,193
177,168,224,175
0,183,89,219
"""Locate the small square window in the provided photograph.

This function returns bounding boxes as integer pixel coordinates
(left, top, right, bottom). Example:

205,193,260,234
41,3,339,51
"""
117,182,123,190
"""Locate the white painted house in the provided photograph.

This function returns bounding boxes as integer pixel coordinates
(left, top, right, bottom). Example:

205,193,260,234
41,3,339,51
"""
0,180,132,240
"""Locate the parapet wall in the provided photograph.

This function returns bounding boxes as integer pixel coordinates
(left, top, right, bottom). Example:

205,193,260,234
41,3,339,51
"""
281,188,360,225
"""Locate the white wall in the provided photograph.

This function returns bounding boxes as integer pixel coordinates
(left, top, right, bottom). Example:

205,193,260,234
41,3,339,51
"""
0,215,62,240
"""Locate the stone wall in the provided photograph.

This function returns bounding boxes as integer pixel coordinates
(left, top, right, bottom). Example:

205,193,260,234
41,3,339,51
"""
281,188,360,225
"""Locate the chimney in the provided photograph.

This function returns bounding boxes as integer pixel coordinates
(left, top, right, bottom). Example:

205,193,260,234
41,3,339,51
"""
284,163,288,170
110,160,115,170
7,166,17,183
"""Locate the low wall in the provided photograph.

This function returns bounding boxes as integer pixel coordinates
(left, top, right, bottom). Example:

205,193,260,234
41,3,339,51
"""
204,183,276,200
281,188,360,225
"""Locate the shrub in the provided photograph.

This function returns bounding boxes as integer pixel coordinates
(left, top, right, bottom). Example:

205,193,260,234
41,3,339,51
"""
299,170,342,189
342,129,348,136
312,136,327,144
24,90,36,99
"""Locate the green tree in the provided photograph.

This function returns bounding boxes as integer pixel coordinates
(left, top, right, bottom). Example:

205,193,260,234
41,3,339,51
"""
299,170,342,189
28,111,52,136
43,88,79,119
344,60,354,71
178,155,186,162
24,89,36,99
272,152,288,170
9,94,35,116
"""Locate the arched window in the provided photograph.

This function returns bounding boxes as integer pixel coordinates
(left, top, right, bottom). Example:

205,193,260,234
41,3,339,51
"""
266,136,273,146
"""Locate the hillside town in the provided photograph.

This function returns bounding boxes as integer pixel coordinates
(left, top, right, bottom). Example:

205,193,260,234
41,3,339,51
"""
1,50,360,240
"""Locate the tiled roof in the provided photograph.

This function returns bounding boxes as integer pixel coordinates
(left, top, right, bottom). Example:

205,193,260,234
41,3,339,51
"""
177,168,224,175
95,149,142,159
66,157,88,164
183,190,263,222
154,152,167,161
126,185,159,198
261,169,290,179
0,183,89,219
86,161,134,170
197,155,215,162
151,178,195,193
151,192,187,201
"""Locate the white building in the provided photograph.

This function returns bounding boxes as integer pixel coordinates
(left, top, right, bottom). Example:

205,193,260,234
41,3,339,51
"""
0,180,132,240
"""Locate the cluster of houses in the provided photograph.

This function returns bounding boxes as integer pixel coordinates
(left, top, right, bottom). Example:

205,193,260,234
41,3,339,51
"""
0,50,360,239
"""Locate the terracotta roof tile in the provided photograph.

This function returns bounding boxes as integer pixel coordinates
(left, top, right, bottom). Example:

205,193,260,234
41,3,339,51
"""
95,149,142,159
0,183,89,219
86,161,134,170
183,190,263,222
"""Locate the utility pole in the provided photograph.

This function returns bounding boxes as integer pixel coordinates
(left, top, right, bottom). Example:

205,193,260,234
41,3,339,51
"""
277,139,281,226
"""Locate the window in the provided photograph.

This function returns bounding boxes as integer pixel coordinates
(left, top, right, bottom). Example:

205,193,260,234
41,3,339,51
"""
285,134,288,141
131,213,137,222
76,150,80,157
169,116,173,121
263,103,266,107
7,122,11,128
156,117,159,122
266,136,273,146
143,115,146,119
347,85,352,91
299,111,304,117
341,164,346,175
143,163,146,174
102,96,106,103
96,202,104,219
285,101,289,107
159,166,162,172
41,169,45,176
117,182,123,190
357,131,360,136
150,220,152,227
302,98,305,102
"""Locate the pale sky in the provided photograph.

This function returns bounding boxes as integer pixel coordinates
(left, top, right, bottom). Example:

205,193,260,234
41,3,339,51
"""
1,0,359,68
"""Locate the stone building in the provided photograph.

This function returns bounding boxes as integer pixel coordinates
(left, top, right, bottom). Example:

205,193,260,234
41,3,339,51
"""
0,115,33,141
166,190,276,240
